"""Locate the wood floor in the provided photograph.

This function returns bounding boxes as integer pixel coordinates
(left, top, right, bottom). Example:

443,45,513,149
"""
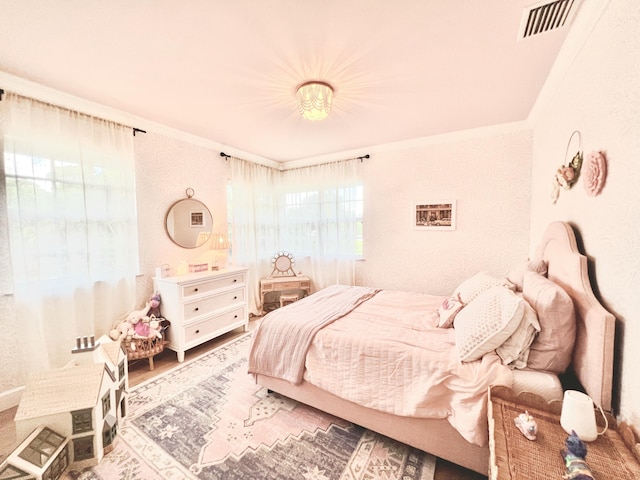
0,318,486,479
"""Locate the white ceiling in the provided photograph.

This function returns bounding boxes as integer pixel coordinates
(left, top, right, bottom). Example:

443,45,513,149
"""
0,1,585,165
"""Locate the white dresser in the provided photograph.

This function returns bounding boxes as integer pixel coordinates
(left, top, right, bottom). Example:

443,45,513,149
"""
153,266,249,362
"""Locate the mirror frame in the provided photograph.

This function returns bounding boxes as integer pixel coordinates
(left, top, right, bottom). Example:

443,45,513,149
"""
164,189,213,249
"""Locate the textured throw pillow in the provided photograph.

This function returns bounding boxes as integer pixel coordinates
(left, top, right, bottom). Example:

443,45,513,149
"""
437,294,464,328
454,287,526,362
523,271,576,373
453,271,514,305
495,298,541,368
507,259,549,292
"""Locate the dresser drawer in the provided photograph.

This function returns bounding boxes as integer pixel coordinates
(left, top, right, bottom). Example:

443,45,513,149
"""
184,307,245,344
181,272,245,298
183,288,245,321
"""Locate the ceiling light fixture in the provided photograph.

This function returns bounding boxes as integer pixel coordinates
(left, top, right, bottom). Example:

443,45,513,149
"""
296,81,333,121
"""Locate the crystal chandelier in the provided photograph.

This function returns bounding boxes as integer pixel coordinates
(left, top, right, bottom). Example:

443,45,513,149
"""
296,81,333,121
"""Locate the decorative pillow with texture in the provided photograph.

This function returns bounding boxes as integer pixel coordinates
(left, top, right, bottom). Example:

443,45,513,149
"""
496,299,540,368
508,259,549,292
453,271,514,305
523,271,576,373
454,286,526,362
437,294,464,328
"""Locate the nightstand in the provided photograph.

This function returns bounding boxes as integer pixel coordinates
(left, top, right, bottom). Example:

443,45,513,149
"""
488,386,640,479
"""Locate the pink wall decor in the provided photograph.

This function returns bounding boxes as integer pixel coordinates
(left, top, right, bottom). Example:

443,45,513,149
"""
582,150,607,196
551,130,583,204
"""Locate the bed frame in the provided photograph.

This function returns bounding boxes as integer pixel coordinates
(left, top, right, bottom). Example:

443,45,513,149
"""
255,221,616,474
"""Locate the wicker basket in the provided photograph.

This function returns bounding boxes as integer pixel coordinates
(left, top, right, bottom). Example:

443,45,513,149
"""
124,319,170,371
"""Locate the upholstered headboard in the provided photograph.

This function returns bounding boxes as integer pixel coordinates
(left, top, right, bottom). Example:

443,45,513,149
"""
534,221,615,412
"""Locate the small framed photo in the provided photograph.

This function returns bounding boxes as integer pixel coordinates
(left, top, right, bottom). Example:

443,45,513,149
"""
414,201,456,231
190,211,204,227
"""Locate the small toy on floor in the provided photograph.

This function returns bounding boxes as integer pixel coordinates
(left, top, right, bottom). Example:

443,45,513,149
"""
514,410,538,440
561,430,595,480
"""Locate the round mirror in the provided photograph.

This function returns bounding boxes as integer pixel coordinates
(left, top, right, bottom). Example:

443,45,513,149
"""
164,189,213,249
270,251,296,276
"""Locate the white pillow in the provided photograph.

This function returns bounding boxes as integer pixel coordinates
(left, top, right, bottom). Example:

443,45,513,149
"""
455,286,526,362
523,271,576,373
507,259,549,292
453,271,514,304
495,299,540,368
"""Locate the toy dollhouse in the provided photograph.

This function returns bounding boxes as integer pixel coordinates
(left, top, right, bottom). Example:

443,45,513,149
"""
0,335,128,479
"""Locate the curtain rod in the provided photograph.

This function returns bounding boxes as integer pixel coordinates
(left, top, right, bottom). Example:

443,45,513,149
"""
0,88,145,136
220,151,370,164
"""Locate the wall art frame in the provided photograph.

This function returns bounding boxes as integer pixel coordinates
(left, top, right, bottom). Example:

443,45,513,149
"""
414,200,456,231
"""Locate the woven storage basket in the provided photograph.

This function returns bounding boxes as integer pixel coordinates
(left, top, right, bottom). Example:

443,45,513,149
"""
124,319,170,371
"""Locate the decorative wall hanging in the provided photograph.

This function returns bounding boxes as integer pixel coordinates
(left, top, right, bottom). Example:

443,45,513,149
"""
414,201,456,231
551,130,583,204
582,150,607,196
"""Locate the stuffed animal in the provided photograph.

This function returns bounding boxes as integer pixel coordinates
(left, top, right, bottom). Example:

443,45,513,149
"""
108,319,136,350
148,317,163,338
147,293,162,318
133,316,151,337
127,302,151,324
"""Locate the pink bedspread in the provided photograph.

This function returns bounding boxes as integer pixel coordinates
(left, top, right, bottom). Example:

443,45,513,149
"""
248,284,380,383
249,285,514,446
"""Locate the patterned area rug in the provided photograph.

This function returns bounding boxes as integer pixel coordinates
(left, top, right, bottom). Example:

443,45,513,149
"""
65,333,436,480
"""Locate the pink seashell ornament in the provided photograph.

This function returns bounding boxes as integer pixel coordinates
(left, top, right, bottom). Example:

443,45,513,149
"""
514,410,538,440
583,150,607,196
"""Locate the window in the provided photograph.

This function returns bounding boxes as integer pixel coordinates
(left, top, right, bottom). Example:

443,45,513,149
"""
18,427,66,467
72,409,93,434
1,93,138,375
4,153,138,283
101,392,111,418
283,184,363,257
73,436,95,461
118,360,125,381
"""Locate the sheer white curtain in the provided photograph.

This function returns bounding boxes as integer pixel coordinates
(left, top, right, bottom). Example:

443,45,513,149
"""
1,93,139,376
229,157,363,314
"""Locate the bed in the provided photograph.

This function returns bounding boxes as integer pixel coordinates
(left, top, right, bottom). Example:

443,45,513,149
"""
247,221,615,474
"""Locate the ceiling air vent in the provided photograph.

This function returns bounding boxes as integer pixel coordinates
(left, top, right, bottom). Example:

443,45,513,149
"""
518,0,579,40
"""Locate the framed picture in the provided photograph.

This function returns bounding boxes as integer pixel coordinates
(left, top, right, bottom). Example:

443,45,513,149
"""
190,211,204,227
414,201,456,231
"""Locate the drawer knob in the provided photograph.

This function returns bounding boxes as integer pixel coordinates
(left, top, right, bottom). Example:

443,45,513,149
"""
233,279,237,283
194,307,199,312
194,287,199,292
234,315,238,319
233,296,237,300
195,329,200,334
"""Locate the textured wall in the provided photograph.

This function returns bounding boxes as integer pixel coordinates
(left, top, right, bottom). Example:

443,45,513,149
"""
360,128,533,295
133,132,230,308
529,0,640,424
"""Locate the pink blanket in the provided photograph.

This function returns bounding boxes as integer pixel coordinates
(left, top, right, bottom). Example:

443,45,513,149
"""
249,286,514,446
247,284,380,384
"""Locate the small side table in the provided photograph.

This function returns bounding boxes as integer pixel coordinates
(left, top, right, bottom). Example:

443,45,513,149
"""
260,275,311,314
488,386,640,479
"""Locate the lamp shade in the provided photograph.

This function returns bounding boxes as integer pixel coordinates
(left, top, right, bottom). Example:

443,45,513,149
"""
296,81,333,121
560,390,607,442
210,233,229,250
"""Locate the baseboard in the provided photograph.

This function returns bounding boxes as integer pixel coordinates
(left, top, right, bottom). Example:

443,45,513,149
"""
0,387,24,413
